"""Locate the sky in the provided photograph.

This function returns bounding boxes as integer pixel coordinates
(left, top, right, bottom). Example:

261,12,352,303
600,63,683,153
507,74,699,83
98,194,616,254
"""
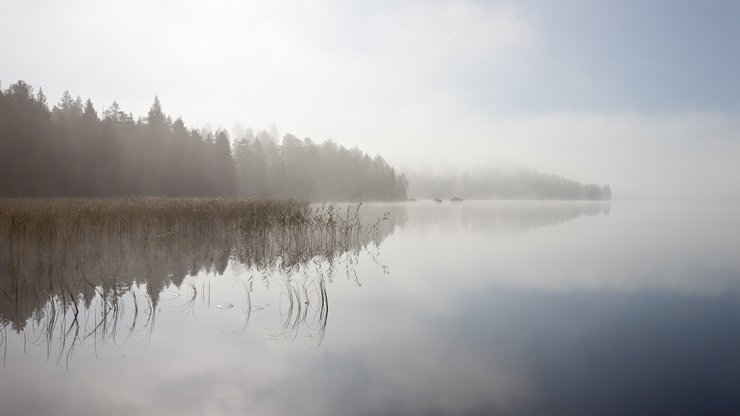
1,0,739,199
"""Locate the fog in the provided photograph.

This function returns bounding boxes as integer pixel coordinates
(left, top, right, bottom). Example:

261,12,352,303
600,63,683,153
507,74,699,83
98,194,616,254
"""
2,0,739,199
4,3,740,414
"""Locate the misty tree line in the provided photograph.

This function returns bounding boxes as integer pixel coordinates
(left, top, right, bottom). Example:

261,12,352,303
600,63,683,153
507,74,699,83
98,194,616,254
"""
408,169,612,200
0,81,408,200
233,129,408,201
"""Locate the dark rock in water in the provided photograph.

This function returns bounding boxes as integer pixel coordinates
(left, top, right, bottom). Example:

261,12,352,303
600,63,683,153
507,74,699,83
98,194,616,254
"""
407,198,417,202
433,198,443,203
450,197,463,202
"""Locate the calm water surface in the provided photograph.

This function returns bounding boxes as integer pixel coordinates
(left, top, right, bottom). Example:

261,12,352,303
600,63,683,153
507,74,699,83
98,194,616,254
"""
2,201,740,415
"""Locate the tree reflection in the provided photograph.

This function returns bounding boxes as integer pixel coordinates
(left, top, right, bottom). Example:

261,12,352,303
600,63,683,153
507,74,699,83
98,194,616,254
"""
0,200,610,365
0,201,398,365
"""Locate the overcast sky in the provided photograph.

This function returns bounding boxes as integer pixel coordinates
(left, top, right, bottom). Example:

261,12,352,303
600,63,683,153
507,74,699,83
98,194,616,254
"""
2,0,739,199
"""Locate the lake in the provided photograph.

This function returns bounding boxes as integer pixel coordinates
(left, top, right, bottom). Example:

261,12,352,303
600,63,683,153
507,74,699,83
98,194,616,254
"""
1,200,740,415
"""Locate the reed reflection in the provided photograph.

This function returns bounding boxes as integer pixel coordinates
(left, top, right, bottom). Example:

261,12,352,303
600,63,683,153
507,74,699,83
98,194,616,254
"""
0,200,611,366
0,199,398,364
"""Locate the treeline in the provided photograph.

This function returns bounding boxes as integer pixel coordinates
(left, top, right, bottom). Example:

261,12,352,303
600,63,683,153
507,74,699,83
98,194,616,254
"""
0,80,408,200
232,130,408,201
408,168,612,200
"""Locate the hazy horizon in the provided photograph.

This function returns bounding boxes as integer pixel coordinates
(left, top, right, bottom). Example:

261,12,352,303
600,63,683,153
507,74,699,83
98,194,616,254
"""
4,3,740,413
2,0,739,200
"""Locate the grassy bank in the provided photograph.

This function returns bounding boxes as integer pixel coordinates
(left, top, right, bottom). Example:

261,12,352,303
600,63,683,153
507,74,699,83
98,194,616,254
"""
0,198,314,231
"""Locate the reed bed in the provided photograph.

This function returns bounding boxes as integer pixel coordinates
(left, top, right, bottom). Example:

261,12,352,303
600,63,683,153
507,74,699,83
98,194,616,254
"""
0,198,393,362
0,198,314,234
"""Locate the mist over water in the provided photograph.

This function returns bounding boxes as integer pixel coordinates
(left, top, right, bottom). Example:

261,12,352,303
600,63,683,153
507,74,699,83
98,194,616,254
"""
2,201,739,415
2,1,740,414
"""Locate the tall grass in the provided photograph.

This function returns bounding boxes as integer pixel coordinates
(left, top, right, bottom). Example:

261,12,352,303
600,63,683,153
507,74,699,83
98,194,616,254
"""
0,198,393,363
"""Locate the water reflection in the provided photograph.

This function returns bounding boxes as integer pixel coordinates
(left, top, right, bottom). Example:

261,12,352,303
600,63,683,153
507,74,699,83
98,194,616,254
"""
359,200,611,233
0,201,609,365
0,203,400,363
8,201,738,416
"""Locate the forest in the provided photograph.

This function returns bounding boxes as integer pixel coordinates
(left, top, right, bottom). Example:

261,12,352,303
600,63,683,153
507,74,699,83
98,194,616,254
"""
0,81,408,200
0,80,612,201
408,168,612,200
